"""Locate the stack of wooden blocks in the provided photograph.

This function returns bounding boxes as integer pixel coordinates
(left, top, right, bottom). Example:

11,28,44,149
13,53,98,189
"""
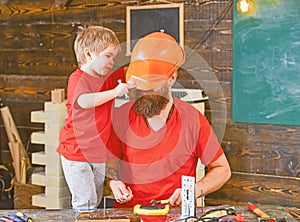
30,89,71,209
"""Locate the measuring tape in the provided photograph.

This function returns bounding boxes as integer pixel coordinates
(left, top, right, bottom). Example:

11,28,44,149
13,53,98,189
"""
134,205,169,222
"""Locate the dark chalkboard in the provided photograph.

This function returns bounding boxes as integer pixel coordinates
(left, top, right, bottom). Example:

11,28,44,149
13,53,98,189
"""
232,0,300,126
126,3,184,55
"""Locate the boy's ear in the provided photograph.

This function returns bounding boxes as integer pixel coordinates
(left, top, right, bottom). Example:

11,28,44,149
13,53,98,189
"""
84,48,92,60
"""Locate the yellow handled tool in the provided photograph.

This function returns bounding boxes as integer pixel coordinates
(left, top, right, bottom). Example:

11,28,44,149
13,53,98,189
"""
150,199,170,206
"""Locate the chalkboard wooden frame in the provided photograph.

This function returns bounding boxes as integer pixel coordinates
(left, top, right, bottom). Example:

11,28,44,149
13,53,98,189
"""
126,3,184,56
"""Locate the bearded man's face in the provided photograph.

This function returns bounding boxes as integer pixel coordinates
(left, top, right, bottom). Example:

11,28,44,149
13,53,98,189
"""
128,83,171,119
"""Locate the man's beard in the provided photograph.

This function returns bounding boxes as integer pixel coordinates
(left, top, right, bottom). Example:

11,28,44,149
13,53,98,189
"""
129,84,170,119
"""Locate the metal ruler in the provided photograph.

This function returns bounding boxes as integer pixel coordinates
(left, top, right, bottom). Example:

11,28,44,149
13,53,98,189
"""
181,175,196,218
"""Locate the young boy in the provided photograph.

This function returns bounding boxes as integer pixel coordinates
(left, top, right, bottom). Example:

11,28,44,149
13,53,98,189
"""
56,26,134,210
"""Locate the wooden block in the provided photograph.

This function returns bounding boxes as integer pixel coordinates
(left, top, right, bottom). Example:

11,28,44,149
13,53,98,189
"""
45,164,63,177
45,111,67,123
44,101,66,112
196,160,206,207
45,175,67,188
196,160,205,182
191,102,205,115
31,110,46,123
31,131,60,144
45,153,61,166
45,143,60,155
45,133,60,142
32,151,46,165
45,122,65,136
31,131,46,144
31,111,66,125
32,193,46,208
46,134,60,142
51,89,65,103
45,186,70,198
46,196,71,209
31,171,46,186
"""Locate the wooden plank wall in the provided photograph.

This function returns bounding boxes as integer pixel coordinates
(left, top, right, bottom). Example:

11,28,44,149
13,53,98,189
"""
0,0,299,208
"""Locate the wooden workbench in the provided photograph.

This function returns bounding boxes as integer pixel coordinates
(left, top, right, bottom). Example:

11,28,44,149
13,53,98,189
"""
0,205,297,222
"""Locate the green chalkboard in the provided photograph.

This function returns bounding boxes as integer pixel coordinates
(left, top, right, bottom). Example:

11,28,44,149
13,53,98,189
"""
232,0,300,126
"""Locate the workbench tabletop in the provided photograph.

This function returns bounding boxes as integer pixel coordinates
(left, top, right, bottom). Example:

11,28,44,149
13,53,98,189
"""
0,205,297,222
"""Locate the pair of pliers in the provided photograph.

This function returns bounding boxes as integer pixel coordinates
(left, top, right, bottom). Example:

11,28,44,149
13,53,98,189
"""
150,199,170,206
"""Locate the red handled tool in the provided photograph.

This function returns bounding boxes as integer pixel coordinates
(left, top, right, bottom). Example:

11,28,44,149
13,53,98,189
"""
248,202,270,218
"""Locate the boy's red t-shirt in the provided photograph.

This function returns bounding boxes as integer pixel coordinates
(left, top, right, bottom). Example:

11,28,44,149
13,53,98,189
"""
108,98,223,207
56,68,125,163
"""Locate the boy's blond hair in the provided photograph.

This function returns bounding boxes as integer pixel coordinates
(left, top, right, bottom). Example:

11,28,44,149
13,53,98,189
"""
74,26,120,67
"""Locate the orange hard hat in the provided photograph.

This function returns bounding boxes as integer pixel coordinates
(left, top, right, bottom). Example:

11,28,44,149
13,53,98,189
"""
126,32,185,90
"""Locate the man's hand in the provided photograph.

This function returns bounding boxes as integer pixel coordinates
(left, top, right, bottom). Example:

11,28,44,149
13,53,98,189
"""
110,180,133,203
169,188,181,207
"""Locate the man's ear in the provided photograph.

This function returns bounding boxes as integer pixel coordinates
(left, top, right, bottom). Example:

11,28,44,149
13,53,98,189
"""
168,71,178,87
172,71,178,79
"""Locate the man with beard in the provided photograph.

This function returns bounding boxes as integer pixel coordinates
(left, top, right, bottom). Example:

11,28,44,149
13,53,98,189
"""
106,32,231,208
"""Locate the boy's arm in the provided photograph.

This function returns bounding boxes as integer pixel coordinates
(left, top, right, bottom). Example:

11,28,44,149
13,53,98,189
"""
77,82,129,109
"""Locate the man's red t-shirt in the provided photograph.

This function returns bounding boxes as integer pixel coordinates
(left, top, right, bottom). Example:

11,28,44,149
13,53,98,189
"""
108,98,223,207
57,68,125,163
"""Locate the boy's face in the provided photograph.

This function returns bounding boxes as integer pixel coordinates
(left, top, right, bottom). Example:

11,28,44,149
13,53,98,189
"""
89,45,119,76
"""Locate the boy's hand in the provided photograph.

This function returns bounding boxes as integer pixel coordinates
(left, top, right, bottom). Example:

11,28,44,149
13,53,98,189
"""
114,80,136,97
114,81,129,97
